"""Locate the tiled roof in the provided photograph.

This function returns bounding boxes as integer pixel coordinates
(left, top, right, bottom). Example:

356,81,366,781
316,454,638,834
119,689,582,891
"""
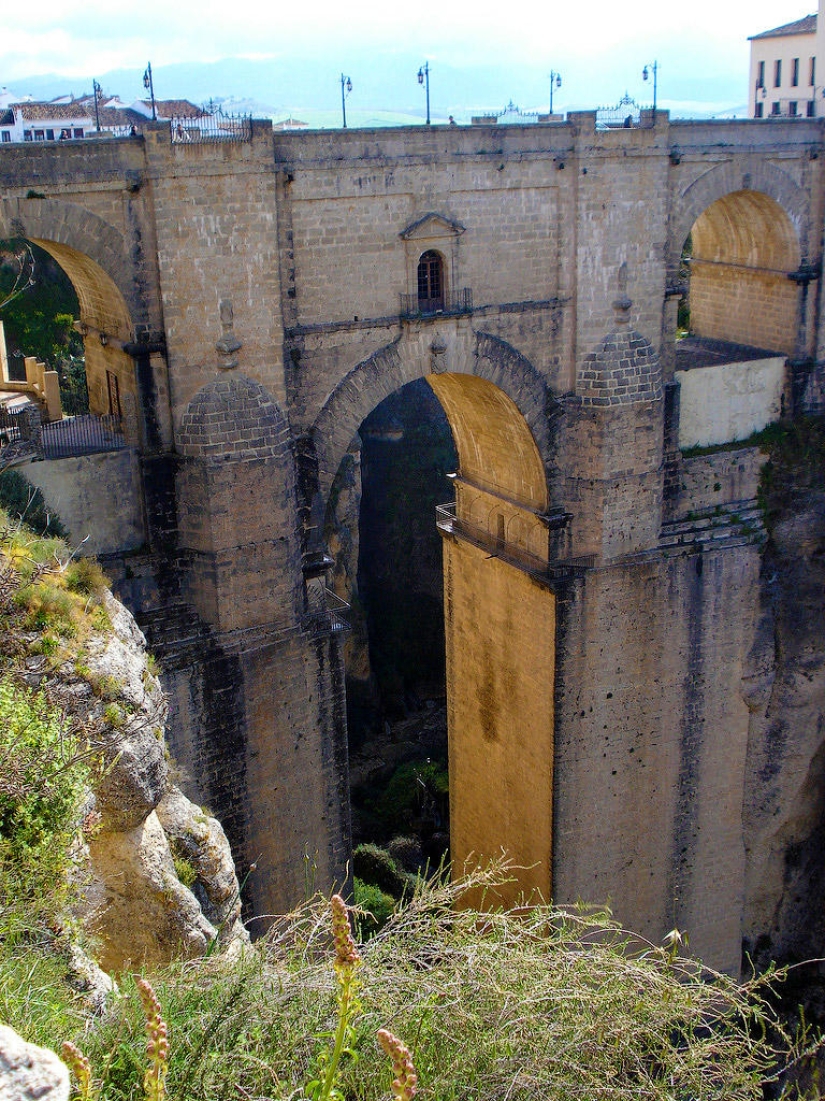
93,106,147,128
141,99,205,119
14,101,93,121
749,13,817,40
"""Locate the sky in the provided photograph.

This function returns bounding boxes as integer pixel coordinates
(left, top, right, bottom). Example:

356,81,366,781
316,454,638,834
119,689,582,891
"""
0,0,817,121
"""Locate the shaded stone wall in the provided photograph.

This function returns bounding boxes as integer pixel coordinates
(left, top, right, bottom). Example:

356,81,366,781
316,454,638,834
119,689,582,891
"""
553,543,763,973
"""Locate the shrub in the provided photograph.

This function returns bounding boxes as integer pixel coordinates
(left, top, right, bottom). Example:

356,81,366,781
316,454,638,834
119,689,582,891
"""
0,471,66,538
0,677,93,1044
55,869,817,1101
353,877,395,938
353,842,410,899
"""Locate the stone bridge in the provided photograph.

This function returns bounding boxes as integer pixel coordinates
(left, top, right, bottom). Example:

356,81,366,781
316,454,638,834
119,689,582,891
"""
1,111,824,972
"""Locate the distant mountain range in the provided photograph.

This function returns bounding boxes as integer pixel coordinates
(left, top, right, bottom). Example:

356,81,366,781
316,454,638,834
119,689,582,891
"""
3,53,746,127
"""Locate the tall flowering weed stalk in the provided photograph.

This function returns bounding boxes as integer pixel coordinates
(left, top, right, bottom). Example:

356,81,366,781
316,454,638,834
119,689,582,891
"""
61,1041,93,1101
137,978,170,1101
305,893,417,1101
376,1029,418,1101
306,893,363,1101
61,979,169,1101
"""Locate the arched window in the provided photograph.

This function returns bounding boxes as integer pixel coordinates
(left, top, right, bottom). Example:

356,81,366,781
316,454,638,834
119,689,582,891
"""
417,250,444,313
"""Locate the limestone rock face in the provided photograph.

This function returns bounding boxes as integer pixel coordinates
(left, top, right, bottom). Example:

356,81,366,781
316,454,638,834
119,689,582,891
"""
155,787,245,941
86,811,216,972
742,493,825,964
0,1024,69,1101
89,597,168,832
65,591,249,973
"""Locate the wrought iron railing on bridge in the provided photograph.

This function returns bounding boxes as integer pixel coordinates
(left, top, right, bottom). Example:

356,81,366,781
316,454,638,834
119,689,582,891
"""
41,414,125,459
169,111,252,144
596,93,643,130
400,288,473,318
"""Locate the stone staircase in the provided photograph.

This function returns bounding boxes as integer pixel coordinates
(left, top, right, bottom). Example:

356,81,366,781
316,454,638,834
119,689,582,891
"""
659,499,766,554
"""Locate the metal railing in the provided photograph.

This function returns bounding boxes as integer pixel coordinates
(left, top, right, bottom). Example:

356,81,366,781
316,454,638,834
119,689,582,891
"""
169,111,252,144
596,93,642,130
435,502,594,580
0,404,35,445
306,588,352,636
325,589,351,633
400,288,473,318
41,414,125,459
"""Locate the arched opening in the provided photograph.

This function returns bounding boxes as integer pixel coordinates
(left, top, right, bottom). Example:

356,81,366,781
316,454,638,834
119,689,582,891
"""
0,240,85,410
328,379,456,882
0,233,145,553
324,363,556,911
679,189,800,357
675,190,799,448
417,249,445,314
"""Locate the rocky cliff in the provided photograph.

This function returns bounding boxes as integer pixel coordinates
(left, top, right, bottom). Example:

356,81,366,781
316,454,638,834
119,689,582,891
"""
0,521,248,976
741,421,825,968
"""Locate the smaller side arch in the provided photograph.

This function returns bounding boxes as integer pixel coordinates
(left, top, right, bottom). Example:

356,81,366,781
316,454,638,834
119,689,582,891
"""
0,196,147,329
668,158,810,275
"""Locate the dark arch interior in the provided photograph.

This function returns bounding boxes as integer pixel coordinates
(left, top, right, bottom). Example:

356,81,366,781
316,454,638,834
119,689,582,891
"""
326,377,457,874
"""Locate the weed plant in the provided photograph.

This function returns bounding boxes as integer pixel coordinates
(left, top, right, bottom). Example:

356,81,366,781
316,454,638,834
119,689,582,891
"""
64,867,816,1101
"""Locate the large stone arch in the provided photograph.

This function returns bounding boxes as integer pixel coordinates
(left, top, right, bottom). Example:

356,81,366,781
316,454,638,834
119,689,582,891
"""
310,325,559,506
312,325,561,909
668,158,809,274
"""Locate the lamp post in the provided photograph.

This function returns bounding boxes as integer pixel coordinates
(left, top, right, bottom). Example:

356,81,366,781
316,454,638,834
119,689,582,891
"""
549,70,562,115
417,61,430,125
340,74,353,128
642,60,658,116
92,79,102,132
143,62,157,121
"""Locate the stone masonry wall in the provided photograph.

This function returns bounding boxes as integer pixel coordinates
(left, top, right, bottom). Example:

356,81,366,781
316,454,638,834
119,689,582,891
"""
553,543,763,975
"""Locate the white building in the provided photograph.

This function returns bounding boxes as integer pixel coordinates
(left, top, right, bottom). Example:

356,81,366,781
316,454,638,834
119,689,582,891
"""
748,7,821,117
0,90,211,144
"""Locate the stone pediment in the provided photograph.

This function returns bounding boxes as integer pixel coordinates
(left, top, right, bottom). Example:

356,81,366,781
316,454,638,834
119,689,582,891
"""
399,212,465,241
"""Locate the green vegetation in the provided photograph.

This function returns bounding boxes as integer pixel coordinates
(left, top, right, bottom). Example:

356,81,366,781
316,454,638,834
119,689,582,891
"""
5,868,819,1100
0,470,67,538
757,415,825,531
354,758,449,849
0,507,116,1048
0,239,89,412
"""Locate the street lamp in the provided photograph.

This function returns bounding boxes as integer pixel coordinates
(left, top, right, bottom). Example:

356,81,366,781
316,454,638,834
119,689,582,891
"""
92,79,102,132
143,62,157,121
549,71,562,115
642,60,658,116
417,61,430,126
340,74,353,128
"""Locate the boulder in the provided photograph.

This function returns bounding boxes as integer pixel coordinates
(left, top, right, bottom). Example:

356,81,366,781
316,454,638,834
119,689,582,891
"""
0,1024,69,1101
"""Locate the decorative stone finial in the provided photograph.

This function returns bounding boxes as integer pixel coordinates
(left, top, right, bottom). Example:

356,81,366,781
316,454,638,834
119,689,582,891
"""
612,261,632,326
429,332,448,373
215,298,242,369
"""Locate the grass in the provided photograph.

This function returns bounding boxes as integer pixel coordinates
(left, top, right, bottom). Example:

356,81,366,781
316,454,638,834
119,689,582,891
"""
42,867,818,1101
